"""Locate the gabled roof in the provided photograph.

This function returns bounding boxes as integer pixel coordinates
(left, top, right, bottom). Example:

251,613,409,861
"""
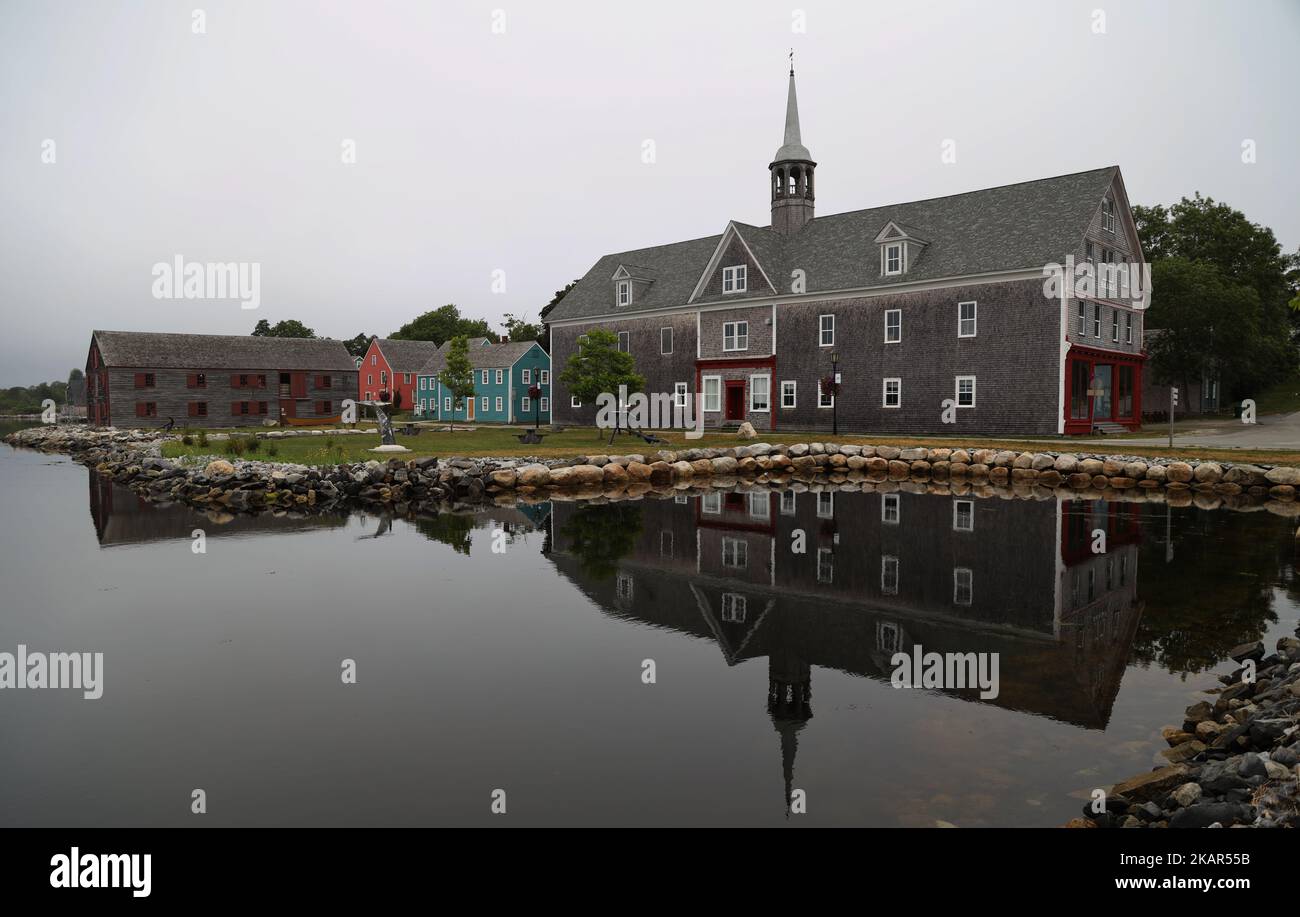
91,330,355,370
545,166,1121,322
417,340,544,376
372,338,443,373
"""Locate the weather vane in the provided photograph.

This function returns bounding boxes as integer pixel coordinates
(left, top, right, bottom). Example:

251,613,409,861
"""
789,48,794,75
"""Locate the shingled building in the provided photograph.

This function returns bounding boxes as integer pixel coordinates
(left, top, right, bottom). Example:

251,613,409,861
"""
545,69,1147,436
85,330,356,428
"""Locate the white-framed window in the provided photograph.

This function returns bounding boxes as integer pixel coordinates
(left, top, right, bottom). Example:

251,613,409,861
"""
958,300,977,337
522,396,531,412
881,492,900,525
1102,198,1116,233
749,375,770,412
495,369,504,385
367,373,373,385
540,397,549,412
660,327,673,355
883,242,902,275
617,280,631,306
1093,304,1102,337
748,491,770,520
818,383,834,409
722,264,747,293
673,382,688,409
495,396,504,412
481,370,489,384
702,375,721,412
380,370,387,384
404,373,411,384
419,377,426,391
661,530,674,558
702,492,722,514
1125,312,1132,344
371,355,377,365
881,555,900,595
955,375,976,408
885,309,901,343
816,491,834,519
817,548,834,584
721,536,748,568
819,314,835,347
570,395,581,408
480,397,489,412
781,380,796,408
1077,301,1086,336
617,331,630,352
952,499,974,532
721,593,747,623
522,368,531,384
723,321,748,351
953,567,973,606
779,490,796,515
539,370,549,385
444,396,451,412
617,573,634,600
883,377,901,408
1111,310,1120,342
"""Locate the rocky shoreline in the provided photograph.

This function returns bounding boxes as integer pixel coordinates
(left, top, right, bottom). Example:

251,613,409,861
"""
9,424,1300,518
1071,636,1300,829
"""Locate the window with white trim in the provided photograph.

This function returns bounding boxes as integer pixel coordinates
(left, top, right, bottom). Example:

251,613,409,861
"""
1125,312,1132,344
1112,310,1120,343
522,396,531,412
818,384,834,409
570,395,581,408
817,548,834,584
404,373,411,384
779,490,796,515
749,375,770,412
954,567,973,606
881,555,899,595
1093,304,1102,337
953,499,974,532
617,331,630,352
1077,301,1086,336
444,396,451,412
819,314,835,347
883,378,901,408
721,537,748,569
539,370,549,385
1102,198,1116,233
748,491,770,520
723,321,748,351
881,493,900,525
495,396,503,412
816,491,834,519
722,264,747,293
673,382,688,410
885,309,901,343
702,492,722,514
617,280,631,306
480,397,489,412
522,368,531,384
781,380,796,408
617,573,633,600
883,243,902,275
702,376,721,412
958,301,977,337
495,369,503,385
539,397,549,412
371,355,377,365
481,370,489,384
660,327,673,355
721,593,747,623
955,375,975,408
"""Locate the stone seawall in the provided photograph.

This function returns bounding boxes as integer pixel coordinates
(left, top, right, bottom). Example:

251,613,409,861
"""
8,425,1300,517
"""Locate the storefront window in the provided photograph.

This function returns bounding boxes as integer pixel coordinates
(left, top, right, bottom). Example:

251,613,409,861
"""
1117,365,1134,418
1092,365,1113,420
1070,361,1090,420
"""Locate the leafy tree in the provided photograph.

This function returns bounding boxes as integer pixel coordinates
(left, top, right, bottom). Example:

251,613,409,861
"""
537,279,580,351
501,313,543,344
251,319,316,338
558,328,645,427
390,304,491,345
66,368,85,406
559,503,644,580
343,333,372,358
437,336,476,415
414,512,475,555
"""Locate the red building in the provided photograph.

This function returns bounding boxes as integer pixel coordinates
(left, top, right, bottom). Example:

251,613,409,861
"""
358,338,442,412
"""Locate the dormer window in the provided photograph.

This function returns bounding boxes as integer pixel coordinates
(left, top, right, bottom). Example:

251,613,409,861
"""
616,280,631,306
883,243,903,275
722,264,747,293
1102,198,1116,233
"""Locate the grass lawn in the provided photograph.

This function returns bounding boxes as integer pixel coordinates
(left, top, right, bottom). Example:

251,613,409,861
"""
158,424,1300,468
1246,372,1300,417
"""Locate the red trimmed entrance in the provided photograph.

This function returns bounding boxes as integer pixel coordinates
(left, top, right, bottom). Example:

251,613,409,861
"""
1064,345,1145,435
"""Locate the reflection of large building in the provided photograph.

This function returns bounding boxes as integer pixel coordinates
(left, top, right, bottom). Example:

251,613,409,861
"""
547,489,1142,807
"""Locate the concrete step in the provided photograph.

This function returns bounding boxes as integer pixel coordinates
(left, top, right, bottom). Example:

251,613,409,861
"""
1091,422,1128,435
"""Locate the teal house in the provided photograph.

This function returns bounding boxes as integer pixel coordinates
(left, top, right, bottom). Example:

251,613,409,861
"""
414,338,552,424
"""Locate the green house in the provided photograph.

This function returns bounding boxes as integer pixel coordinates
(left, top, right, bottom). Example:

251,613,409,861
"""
413,339,551,424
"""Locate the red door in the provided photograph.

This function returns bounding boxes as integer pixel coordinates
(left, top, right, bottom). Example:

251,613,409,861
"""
725,381,745,421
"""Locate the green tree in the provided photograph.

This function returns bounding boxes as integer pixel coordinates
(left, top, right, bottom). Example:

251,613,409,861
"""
558,329,645,427
501,313,543,344
390,304,491,345
437,336,476,416
559,503,644,580
343,333,372,358
251,319,316,338
66,368,85,406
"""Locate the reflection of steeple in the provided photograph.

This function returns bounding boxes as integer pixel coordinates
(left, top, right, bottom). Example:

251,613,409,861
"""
767,650,811,815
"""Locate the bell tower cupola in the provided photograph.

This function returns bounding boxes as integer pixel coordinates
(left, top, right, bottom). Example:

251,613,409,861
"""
769,63,815,235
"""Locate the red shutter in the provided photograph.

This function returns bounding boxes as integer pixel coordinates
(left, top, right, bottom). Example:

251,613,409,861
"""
134,373,146,388
230,374,240,388
231,401,242,415
291,373,307,398
187,402,198,417
135,402,145,417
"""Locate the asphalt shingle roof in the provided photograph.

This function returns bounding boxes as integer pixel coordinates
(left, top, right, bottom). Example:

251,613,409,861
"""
92,330,355,370
373,338,443,373
545,166,1118,322
416,340,542,376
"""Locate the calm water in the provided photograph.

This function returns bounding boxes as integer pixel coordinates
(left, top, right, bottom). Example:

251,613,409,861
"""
2,435,1297,827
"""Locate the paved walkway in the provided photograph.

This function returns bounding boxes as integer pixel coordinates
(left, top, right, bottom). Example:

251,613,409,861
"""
1067,412,1300,451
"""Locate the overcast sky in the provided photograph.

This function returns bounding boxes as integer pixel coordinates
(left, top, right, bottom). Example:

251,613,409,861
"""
1,0,1296,385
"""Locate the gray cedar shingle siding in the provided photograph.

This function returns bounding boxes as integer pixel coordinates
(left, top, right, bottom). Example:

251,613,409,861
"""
90,331,354,428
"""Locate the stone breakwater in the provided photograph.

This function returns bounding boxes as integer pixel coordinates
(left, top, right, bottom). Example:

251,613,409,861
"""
10,425,1300,517
1070,636,1300,829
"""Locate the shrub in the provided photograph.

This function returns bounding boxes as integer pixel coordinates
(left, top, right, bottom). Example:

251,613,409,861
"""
225,436,247,457
265,443,279,458
197,429,209,447
245,435,261,454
